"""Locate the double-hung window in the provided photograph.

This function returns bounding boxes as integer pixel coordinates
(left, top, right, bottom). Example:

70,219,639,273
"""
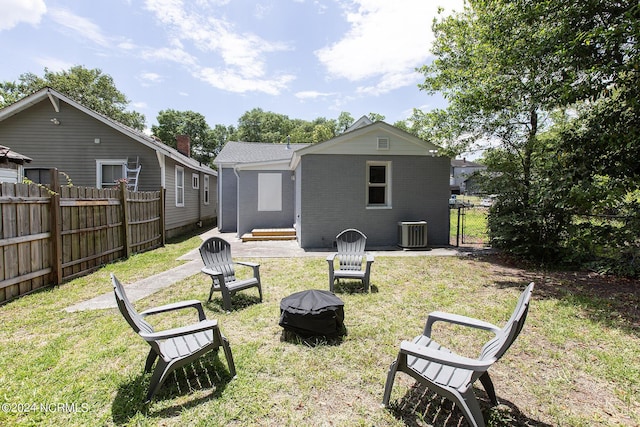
366,161,391,208
175,166,184,207
203,175,210,205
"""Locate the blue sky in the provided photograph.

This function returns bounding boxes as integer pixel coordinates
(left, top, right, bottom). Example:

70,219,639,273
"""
1,0,463,130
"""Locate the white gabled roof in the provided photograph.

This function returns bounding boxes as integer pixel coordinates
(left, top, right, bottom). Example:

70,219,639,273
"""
0,87,216,176
290,120,443,169
343,115,373,132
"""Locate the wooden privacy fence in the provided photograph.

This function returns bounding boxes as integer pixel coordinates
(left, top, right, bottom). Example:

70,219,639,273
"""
0,181,165,304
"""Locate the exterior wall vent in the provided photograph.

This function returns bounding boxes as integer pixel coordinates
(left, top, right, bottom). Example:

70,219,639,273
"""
398,221,428,248
377,137,390,150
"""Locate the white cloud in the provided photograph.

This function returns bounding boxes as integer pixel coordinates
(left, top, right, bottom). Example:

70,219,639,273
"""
295,91,336,100
48,8,110,47
142,46,198,67
196,67,295,95
141,72,163,82
138,72,163,86
0,0,46,31
315,0,464,92
118,40,136,50
33,56,74,72
131,101,148,109
356,70,421,96
143,0,294,94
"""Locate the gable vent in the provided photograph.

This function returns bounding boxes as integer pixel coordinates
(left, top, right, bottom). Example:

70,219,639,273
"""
377,137,390,150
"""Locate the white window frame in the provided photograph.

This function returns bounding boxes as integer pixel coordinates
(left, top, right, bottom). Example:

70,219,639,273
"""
175,166,185,207
96,159,127,189
192,173,200,189
203,175,210,205
366,161,392,209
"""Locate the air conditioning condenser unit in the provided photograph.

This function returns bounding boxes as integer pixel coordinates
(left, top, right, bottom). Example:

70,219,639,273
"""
398,221,428,249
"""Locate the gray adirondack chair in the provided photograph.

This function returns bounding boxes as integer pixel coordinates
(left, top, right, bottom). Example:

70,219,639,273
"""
111,274,236,403
382,282,534,427
199,237,262,311
327,229,374,292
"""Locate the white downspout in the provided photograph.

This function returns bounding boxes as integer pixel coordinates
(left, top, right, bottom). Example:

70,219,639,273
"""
233,165,240,238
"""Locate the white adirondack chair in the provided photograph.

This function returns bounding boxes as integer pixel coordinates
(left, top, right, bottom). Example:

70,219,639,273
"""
327,229,374,292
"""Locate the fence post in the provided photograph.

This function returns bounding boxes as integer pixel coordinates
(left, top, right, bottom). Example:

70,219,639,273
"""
120,181,132,258
456,207,461,247
50,168,63,285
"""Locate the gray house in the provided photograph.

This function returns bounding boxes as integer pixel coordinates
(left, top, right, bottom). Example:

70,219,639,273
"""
0,145,32,183
450,158,486,195
215,117,450,249
0,87,217,238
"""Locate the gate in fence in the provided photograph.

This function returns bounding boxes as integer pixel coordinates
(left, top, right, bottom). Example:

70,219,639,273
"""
450,206,490,247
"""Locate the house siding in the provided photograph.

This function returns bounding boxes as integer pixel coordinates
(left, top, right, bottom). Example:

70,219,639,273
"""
298,154,450,248
218,167,238,232
163,158,217,237
0,99,161,190
0,97,217,238
236,169,296,237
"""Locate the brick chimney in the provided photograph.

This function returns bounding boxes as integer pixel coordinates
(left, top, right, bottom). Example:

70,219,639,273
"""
176,135,190,157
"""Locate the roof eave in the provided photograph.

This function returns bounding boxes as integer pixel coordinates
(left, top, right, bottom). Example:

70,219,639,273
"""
0,88,217,175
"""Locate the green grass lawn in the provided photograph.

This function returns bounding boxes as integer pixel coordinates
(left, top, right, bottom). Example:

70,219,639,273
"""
0,236,638,426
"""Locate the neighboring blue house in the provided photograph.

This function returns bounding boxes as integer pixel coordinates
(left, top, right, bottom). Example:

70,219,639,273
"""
215,117,450,249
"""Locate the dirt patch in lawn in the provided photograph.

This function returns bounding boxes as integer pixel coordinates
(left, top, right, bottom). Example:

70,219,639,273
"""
476,253,640,332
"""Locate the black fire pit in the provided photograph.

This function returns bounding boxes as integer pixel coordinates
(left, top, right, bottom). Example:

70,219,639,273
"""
279,289,345,338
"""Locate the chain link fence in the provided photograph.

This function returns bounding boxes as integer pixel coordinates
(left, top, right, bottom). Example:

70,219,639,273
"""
450,205,490,247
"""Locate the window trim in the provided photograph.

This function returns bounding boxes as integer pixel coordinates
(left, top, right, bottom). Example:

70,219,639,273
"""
203,175,210,205
366,160,392,209
192,173,200,189
96,159,127,189
175,166,185,207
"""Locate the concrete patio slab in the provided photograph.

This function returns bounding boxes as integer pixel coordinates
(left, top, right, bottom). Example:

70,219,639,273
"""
65,228,493,312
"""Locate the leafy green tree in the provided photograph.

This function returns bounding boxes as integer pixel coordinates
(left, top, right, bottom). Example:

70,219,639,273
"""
367,113,385,122
0,66,145,130
233,108,293,144
392,120,410,133
208,124,235,157
418,0,570,259
336,112,354,133
152,109,214,164
311,123,334,143
420,0,640,273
